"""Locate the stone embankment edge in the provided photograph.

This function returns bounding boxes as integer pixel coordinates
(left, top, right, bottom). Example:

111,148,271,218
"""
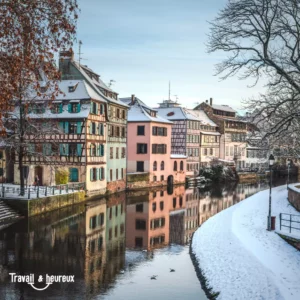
189,231,220,300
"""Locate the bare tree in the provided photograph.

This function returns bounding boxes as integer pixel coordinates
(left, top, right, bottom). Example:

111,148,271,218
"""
0,0,78,194
208,0,300,151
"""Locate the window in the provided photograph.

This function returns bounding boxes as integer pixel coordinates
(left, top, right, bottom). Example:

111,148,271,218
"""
152,202,157,212
137,161,144,172
136,219,146,230
116,169,119,180
160,175,164,181
173,197,176,208
100,104,104,115
161,161,164,170
110,147,113,159
153,175,157,181
160,201,164,211
136,204,143,212
69,144,77,156
135,237,143,247
115,225,118,237
116,147,119,159
116,108,120,118
121,147,126,158
174,161,177,171
116,126,120,137
150,218,165,229
122,127,126,138
98,123,104,136
153,191,157,198
69,122,78,134
110,169,113,181
153,161,157,171
210,148,213,155
152,126,167,136
137,143,147,154
152,144,167,154
90,144,96,156
90,168,97,181
51,103,62,114
91,102,98,114
204,148,207,155
90,122,96,134
69,103,80,113
225,146,229,156
0,168,3,176
137,126,145,135
122,110,126,119
180,161,184,171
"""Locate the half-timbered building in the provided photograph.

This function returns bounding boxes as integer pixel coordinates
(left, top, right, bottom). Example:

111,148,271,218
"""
59,50,129,193
13,80,107,195
156,101,201,176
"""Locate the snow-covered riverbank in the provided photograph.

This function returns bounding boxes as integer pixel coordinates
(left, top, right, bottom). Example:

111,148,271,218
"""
192,185,300,300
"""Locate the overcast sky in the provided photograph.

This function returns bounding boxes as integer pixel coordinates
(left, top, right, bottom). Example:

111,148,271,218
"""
75,0,265,110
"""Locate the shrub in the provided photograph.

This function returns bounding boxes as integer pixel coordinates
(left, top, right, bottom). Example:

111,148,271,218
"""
55,168,69,185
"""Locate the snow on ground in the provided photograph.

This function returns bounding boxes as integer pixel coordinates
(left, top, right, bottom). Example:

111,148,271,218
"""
192,185,300,300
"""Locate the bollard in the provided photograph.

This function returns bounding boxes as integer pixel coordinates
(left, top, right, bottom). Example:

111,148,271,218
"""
37,185,39,198
53,187,55,195
28,188,30,199
45,186,47,196
60,186,62,194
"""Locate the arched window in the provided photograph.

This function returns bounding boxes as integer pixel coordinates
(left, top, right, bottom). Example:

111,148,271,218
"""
179,196,183,207
161,161,164,170
153,161,157,171
152,202,156,212
173,197,176,208
180,161,184,171
173,161,177,171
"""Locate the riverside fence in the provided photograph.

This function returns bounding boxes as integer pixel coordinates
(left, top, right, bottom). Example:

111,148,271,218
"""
279,213,300,234
0,182,86,200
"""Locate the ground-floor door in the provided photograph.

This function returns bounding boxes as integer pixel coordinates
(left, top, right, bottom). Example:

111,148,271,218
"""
34,166,43,185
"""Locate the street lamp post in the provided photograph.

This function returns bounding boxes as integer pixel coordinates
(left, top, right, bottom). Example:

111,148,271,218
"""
287,159,291,190
268,154,275,231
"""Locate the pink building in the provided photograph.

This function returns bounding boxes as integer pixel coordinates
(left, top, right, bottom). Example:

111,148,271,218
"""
120,95,186,188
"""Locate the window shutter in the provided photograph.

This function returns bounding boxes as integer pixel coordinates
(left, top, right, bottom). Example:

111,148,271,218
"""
90,102,93,113
77,103,81,112
101,144,104,156
77,122,82,134
100,104,104,114
89,122,93,134
68,103,71,113
96,144,99,156
59,121,64,132
64,122,69,134
90,169,93,181
65,144,69,155
42,144,46,155
77,144,82,156
108,125,111,137
102,168,105,179
59,103,63,113
59,144,64,155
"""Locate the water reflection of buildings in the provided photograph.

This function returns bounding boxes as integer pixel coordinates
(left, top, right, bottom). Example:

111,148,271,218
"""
126,186,194,250
0,194,126,298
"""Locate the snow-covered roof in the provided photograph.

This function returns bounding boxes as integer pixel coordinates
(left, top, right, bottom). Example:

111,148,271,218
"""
72,61,128,108
156,107,198,121
170,154,187,159
186,109,217,126
212,104,236,113
120,97,155,112
26,80,106,103
124,100,172,124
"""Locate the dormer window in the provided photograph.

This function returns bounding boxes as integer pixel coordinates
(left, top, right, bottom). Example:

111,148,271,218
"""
51,103,63,114
68,101,81,113
69,86,75,93
40,86,47,93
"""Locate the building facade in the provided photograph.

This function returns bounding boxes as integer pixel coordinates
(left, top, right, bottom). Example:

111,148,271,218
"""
121,96,186,188
59,49,128,193
194,99,248,170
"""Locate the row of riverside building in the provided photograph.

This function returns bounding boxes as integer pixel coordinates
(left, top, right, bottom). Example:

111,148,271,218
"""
3,50,268,195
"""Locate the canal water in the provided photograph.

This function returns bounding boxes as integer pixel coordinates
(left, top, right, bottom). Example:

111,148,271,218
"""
0,177,295,300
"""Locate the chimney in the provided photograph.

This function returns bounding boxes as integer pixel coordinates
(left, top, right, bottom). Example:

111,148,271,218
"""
59,48,74,61
131,94,135,105
210,98,213,106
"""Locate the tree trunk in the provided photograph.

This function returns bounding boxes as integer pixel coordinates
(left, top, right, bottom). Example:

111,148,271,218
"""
19,104,25,196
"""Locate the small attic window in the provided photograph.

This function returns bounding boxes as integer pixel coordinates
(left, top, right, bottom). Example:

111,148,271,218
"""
167,112,175,116
69,86,75,93
40,86,47,93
